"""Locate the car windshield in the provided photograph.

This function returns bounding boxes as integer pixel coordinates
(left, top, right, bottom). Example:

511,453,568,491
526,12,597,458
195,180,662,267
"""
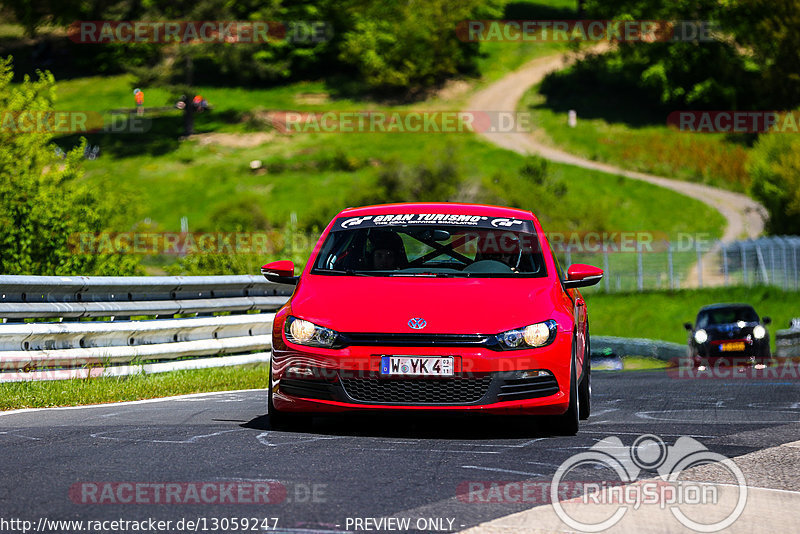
312,222,547,278
697,307,759,327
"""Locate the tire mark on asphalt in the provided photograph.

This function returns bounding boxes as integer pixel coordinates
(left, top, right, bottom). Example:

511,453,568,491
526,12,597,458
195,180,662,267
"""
90,427,246,444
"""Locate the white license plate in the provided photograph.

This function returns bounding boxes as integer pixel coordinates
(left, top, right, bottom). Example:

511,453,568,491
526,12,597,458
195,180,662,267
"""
380,356,454,376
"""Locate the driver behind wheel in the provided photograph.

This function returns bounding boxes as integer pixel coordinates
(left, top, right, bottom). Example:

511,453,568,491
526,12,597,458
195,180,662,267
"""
367,230,408,270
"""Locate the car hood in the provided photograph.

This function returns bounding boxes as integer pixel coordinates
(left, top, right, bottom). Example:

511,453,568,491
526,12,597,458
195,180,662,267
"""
289,274,560,334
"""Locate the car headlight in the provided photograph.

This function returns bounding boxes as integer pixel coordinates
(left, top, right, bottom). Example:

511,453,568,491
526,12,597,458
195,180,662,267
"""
753,325,766,340
496,320,557,350
284,316,340,348
694,329,708,344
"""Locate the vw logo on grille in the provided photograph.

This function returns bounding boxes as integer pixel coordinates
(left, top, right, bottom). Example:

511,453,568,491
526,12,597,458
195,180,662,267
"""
408,317,427,330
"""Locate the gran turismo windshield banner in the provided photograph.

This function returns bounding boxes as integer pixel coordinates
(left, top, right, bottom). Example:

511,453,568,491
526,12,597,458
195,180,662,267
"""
332,213,535,233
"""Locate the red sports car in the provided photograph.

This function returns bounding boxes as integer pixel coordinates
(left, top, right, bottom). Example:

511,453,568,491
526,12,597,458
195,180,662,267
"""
261,203,603,435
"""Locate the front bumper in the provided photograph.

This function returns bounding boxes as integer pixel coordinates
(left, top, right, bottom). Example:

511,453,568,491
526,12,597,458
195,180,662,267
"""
271,330,573,415
691,338,771,364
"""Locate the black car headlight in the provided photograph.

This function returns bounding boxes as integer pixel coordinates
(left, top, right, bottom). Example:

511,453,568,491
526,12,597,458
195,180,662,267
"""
495,320,557,350
753,325,766,340
694,329,708,344
284,316,340,348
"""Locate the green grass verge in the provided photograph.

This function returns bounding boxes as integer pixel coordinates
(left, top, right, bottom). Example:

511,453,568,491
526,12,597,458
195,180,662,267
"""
70,129,725,236
592,356,668,371
0,356,667,411
586,286,800,350
621,356,669,371
0,363,268,410
519,81,753,192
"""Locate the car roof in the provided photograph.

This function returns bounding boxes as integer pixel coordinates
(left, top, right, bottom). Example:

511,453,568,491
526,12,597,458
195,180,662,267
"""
337,202,536,220
698,303,756,312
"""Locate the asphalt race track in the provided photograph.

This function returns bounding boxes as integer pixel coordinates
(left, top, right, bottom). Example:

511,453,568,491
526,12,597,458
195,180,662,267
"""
2,370,800,533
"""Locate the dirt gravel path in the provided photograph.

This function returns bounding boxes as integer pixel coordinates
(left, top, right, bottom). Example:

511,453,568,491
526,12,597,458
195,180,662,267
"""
467,51,767,286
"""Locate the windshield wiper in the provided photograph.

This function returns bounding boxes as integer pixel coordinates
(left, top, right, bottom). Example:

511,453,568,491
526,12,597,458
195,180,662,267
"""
313,269,375,276
389,272,471,278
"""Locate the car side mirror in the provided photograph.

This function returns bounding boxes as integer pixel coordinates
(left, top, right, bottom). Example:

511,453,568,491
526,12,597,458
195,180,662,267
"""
261,260,299,285
683,322,693,331
762,316,771,325
563,264,603,289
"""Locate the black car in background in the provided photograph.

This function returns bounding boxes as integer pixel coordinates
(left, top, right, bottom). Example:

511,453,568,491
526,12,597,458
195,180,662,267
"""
684,304,771,366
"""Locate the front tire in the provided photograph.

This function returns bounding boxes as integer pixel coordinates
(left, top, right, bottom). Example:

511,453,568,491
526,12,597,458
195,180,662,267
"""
579,357,591,420
268,365,310,430
579,334,591,420
552,346,580,436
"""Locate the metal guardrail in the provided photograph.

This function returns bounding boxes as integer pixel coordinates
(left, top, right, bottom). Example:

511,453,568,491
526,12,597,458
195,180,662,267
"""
9,273,790,382
776,328,800,359
591,335,686,362
0,275,291,319
595,330,800,362
0,275,293,382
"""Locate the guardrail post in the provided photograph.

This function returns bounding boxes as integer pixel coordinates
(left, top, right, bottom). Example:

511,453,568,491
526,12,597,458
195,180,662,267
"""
637,242,643,291
770,244,777,287
668,242,674,290
756,245,769,284
695,239,703,288
722,242,729,286
782,244,789,290
741,243,748,285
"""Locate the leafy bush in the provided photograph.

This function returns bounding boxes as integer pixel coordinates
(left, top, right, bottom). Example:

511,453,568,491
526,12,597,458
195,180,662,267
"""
3,0,497,94
165,253,263,276
574,0,762,110
206,198,270,232
338,0,498,93
356,149,464,205
0,57,142,275
747,129,800,235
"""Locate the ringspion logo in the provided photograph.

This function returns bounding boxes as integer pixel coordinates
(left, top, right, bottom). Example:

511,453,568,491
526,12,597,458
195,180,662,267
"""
550,435,746,532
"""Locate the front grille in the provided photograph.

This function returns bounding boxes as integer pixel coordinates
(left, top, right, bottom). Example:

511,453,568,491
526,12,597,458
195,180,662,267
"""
498,375,559,401
280,378,337,400
338,332,500,350
340,375,492,404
